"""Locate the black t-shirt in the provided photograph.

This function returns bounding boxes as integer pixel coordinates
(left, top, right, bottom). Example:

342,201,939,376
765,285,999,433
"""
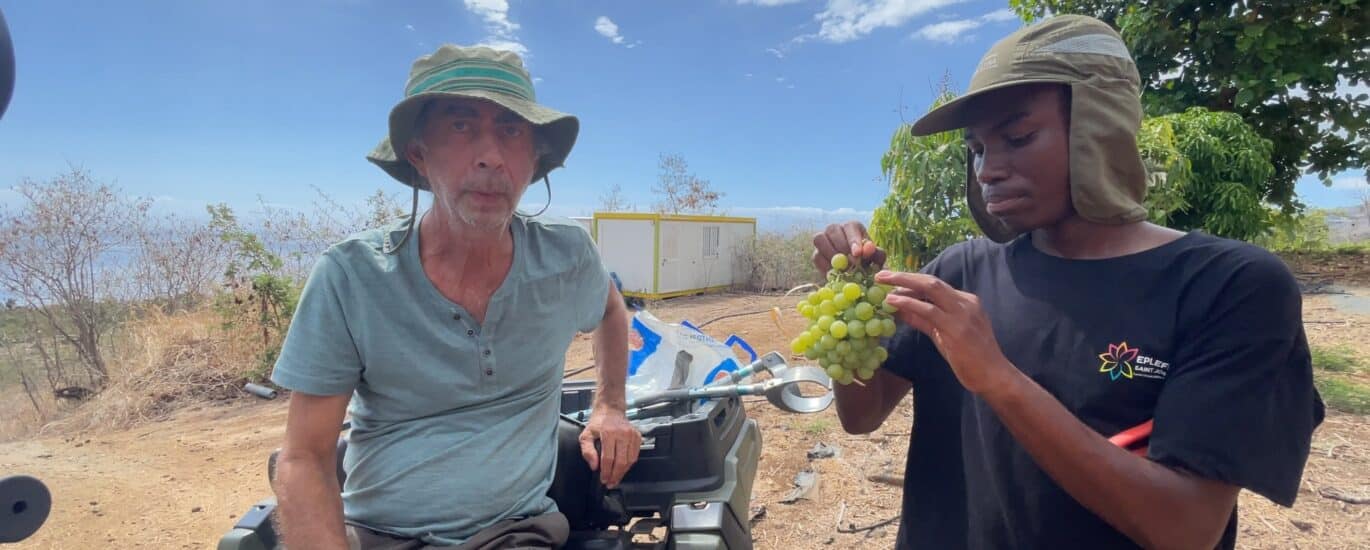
884,231,1325,550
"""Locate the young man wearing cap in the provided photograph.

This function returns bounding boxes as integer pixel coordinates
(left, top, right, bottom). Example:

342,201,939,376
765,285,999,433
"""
268,45,641,549
813,15,1323,550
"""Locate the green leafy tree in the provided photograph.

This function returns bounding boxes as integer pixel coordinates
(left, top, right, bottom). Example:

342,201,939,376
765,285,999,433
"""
869,85,978,271
208,204,299,380
1011,0,1370,211
1138,108,1277,241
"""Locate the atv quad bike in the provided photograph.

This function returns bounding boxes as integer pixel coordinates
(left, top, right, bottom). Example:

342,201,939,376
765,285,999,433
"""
218,353,831,550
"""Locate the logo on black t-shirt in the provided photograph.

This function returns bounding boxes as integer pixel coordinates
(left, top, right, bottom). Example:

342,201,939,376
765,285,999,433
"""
1098,342,1170,381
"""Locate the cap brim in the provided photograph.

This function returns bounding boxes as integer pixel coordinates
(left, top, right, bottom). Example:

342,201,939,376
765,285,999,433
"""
910,78,1069,136
366,89,579,190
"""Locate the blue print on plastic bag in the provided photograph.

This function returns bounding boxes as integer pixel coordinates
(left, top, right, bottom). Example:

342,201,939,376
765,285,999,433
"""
628,315,663,377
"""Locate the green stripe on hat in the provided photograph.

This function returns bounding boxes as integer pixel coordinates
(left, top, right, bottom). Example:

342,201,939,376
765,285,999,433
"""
421,80,532,100
407,64,533,100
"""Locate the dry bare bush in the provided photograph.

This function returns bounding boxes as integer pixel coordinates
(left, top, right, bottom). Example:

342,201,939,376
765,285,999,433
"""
0,168,149,387
257,187,409,281
735,227,821,293
131,213,232,313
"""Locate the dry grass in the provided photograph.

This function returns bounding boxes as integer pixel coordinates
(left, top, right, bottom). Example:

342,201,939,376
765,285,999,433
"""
18,307,259,438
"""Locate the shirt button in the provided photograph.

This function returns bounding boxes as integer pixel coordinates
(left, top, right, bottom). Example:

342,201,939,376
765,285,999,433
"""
484,368,494,376
483,349,492,357
467,329,475,336
452,313,460,320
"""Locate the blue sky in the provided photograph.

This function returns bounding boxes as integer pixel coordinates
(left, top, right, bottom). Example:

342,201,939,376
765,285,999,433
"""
1,0,1366,233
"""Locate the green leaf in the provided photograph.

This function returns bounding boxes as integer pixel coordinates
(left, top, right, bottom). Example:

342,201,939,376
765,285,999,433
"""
1235,89,1255,105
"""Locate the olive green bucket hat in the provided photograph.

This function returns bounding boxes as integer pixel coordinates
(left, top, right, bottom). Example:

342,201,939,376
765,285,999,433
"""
365,44,579,191
910,14,1149,243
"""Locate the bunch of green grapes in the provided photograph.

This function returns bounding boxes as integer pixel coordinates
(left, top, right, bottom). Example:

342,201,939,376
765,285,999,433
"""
790,253,898,385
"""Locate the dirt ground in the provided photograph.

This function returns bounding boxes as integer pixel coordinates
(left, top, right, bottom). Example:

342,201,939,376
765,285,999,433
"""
3,285,1369,549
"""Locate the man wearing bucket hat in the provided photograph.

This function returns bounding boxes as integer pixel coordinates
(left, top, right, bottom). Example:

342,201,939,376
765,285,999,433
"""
813,15,1323,550
268,45,640,549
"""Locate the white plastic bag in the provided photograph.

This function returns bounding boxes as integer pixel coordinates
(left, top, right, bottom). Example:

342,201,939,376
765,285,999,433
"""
625,310,750,401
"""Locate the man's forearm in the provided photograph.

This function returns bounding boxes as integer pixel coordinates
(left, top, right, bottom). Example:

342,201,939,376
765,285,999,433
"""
980,365,1235,550
592,300,629,412
275,456,348,549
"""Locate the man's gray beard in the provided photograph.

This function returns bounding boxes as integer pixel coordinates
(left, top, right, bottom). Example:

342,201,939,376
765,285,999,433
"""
434,189,513,235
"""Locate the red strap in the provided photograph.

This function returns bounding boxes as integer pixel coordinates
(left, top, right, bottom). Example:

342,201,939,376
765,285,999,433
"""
1108,419,1154,451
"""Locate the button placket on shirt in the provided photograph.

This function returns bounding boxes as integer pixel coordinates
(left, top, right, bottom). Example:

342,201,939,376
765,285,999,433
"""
452,309,495,381
481,294,509,382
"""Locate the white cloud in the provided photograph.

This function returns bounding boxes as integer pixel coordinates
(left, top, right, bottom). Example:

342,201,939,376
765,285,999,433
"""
465,0,518,35
738,0,807,5
912,8,1020,44
979,8,1017,22
405,24,416,31
766,47,786,59
913,19,980,43
811,0,968,43
595,16,625,44
463,0,529,56
745,73,755,78
1331,175,1368,190
776,76,787,83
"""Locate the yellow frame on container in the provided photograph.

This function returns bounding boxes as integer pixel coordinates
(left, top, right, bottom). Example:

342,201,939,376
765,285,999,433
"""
591,212,758,300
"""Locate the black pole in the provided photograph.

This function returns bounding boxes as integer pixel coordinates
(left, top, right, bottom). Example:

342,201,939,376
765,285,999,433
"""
0,7,14,121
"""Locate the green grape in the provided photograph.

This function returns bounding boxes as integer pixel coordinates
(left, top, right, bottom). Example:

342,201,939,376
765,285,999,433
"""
842,283,862,302
855,302,875,321
836,370,854,385
794,255,898,384
820,334,837,350
848,320,866,339
865,319,884,338
831,253,849,271
832,294,850,310
830,320,848,339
